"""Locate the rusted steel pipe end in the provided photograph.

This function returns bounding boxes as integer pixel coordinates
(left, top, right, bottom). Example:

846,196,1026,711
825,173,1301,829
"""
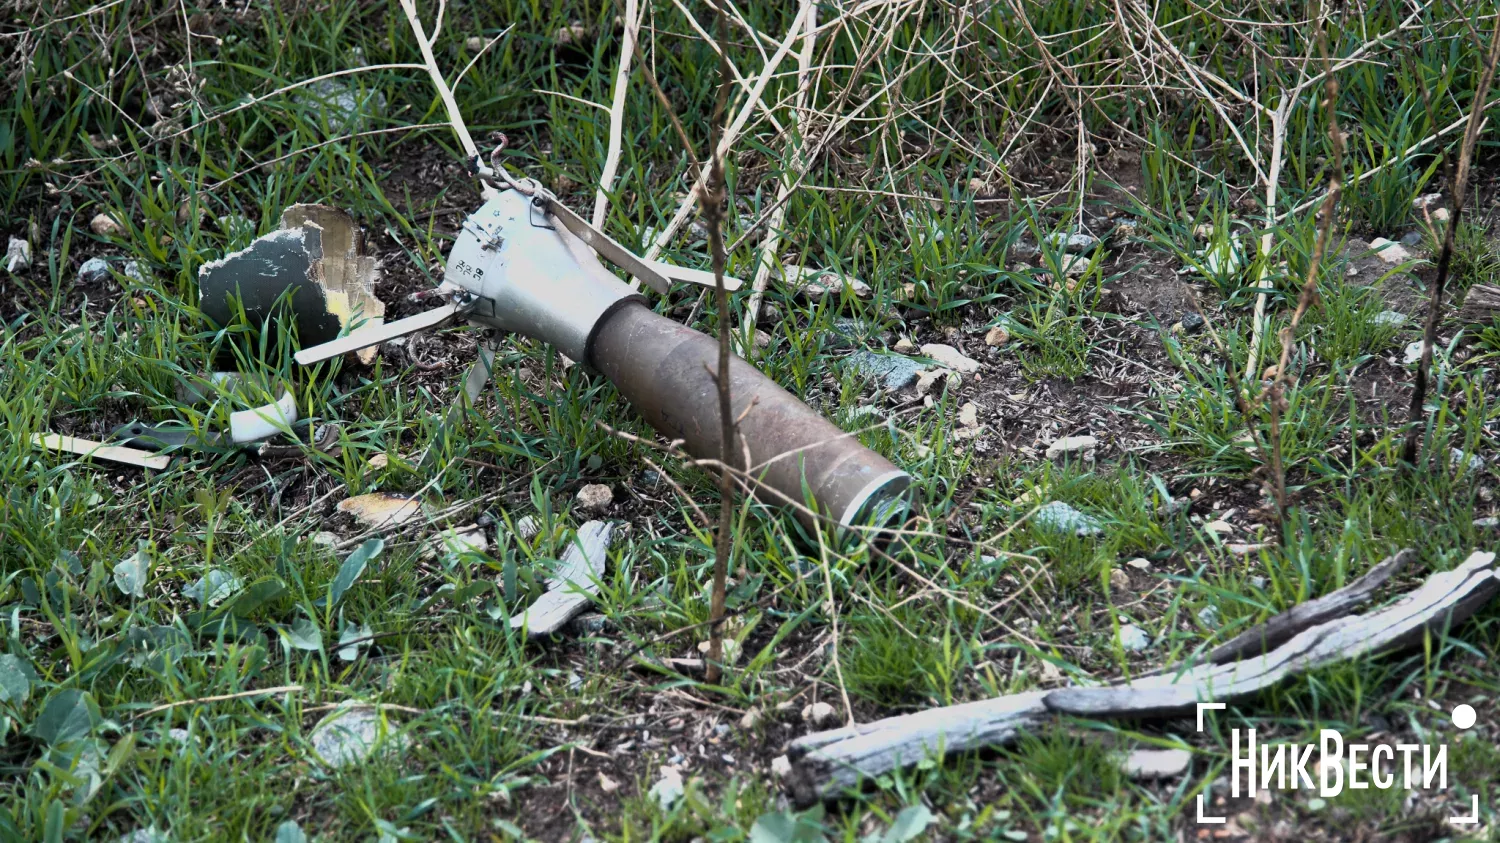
589,302,912,541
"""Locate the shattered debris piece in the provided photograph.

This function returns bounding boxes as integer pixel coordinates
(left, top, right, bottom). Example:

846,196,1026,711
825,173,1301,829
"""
575,484,613,511
847,350,927,391
1045,434,1097,460
1403,340,1425,365
1370,310,1407,328
780,263,872,298
310,708,400,768
5,236,29,273
919,343,980,373
337,493,423,528
90,212,123,236
648,766,685,809
1176,310,1212,333
510,521,616,637
1116,624,1151,651
31,433,172,470
300,80,386,130
915,368,955,397
79,257,113,285
184,570,244,606
514,515,540,540
771,754,793,777
1125,557,1150,570
1032,501,1103,537
1120,748,1192,780
1044,232,1098,253
1369,237,1411,264
228,390,297,443
199,205,385,364
1413,193,1443,210
1451,448,1485,472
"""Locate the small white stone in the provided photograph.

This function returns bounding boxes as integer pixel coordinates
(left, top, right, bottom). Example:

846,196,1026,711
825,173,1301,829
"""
1121,748,1192,780
771,754,793,777
1370,310,1407,328
514,515,540,539
1046,435,1098,460
1060,253,1092,277
984,326,1010,347
1432,208,1450,223
1369,237,1411,264
1197,606,1220,628
465,36,485,51
894,336,917,354
1109,568,1130,591
801,701,837,726
1204,520,1234,535
958,402,979,428
575,484,613,511
1117,624,1150,651
739,708,762,729
781,263,872,298
90,212,123,236
919,343,980,373
1125,557,1150,570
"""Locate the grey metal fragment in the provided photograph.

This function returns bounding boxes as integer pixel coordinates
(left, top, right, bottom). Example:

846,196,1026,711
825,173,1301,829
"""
1032,501,1104,536
1116,624,1150,651
846,350,927,391
1045,232,1099,253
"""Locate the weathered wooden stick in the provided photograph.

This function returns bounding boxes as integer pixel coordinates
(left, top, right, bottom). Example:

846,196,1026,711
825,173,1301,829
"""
786,550,1496,805
509,521,615,637
1458,284,1500,325
1204,548,1412,665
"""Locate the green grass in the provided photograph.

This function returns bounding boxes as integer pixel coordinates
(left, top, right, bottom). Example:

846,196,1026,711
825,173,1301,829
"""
5,0,1500,840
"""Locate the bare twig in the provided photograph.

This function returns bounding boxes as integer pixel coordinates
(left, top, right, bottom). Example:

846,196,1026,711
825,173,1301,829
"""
1402,12,1500,464
1264,18,1346,541
593,0,644,228
703,1,738,686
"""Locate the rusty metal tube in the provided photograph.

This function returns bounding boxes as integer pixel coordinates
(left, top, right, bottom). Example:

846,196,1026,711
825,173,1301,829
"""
589,302,911,536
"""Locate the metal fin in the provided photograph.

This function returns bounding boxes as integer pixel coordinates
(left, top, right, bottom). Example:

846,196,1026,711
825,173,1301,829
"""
539,195,674,294
648,261,744,292
292,303,460,365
